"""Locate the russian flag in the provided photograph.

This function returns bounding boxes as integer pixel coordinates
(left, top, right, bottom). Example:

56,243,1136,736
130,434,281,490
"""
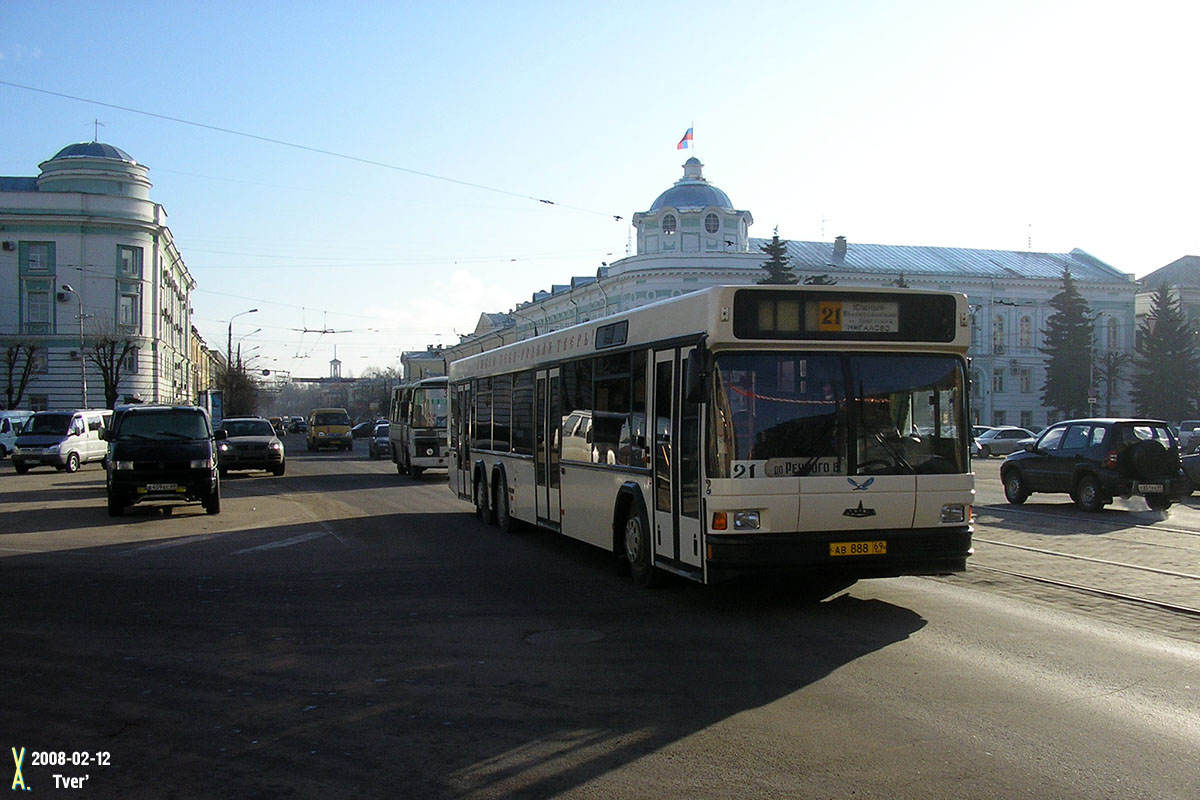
677,127,693,150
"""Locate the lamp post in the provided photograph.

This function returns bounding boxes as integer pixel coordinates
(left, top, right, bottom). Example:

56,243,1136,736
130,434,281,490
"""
235,329,262,369
59,284,87,407
227,308,258,368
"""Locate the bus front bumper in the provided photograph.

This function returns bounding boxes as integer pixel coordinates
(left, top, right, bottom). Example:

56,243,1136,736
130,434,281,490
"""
704,526,973,583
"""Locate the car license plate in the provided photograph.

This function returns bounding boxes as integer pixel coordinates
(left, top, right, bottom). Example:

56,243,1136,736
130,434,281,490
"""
143,483,178,492
830,540,887,557
1135,483,1163,494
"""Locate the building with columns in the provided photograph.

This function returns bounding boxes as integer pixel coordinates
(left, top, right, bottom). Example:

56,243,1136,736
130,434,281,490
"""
447,157,1144,430
1,141,201,409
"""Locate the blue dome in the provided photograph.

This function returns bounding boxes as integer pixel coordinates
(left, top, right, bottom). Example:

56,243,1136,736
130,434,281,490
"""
650,182,732,212
49,142,136,164
649,157,732,211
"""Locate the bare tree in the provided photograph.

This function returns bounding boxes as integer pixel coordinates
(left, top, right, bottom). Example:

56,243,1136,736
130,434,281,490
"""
1095,350,1133,416
84,331,138,409
1,338,40,409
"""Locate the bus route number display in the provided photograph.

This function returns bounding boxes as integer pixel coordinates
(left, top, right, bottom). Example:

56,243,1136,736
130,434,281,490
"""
817,300,899,333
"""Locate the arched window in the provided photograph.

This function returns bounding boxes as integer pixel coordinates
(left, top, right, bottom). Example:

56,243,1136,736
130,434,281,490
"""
1019,316,1032,349
1107,317,1120,350
662,214,676,235
704,213,719,234
993,315,1006,354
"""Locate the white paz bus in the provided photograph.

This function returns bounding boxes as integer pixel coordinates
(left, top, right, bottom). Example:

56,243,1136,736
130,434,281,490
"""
448,285,974,590
389,376,449,478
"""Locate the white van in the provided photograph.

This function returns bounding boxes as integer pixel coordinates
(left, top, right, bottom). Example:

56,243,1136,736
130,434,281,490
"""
0,410,35,458
13,408,112,474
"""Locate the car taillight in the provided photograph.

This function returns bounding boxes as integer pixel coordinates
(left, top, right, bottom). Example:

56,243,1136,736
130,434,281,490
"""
1105,450,1118,468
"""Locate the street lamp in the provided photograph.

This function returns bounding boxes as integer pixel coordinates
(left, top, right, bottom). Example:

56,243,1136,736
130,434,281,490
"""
226,308,258,367
235,328,262,368
59,284,87,407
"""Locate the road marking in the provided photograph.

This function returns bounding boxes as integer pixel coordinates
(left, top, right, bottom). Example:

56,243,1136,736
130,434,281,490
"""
231,531,328,554
121,534,227,556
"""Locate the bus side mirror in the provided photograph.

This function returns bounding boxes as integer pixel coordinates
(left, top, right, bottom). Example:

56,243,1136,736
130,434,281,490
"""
685,345,710,405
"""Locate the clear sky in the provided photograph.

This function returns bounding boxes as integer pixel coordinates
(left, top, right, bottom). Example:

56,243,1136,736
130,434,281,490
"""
3,0,1198,377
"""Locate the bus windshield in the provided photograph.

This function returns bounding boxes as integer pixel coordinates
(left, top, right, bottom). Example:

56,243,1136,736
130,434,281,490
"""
708,352,967,477
411,386,448,428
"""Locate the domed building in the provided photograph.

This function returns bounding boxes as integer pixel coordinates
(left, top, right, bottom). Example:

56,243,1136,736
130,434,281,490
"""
0,142,199,409
631,157,753,255
448,157,1142,429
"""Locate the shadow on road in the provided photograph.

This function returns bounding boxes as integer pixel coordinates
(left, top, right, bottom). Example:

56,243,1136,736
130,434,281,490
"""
0,506,927,797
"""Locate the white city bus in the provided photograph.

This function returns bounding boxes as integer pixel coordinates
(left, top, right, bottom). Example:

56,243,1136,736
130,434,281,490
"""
449,285,973,589
389,376,449,478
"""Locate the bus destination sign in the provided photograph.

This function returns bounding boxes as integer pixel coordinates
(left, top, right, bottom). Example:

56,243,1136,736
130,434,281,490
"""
732,289,957,342
817,300,899,333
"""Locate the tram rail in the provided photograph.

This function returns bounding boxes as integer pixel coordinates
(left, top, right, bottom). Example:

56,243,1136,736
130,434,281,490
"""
968,563,1200,617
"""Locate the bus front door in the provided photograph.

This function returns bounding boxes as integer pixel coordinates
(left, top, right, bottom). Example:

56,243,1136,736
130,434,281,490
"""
536,368,562,529
453,383,471,500
654,349,703,571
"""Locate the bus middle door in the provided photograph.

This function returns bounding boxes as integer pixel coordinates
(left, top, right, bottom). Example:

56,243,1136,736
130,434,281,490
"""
654,348,703,571
536,368,562,529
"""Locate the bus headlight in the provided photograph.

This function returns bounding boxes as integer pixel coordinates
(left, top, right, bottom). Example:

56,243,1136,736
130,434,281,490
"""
734,511,761,530
190,458,212,469
940,504,966,523
713,510,761,531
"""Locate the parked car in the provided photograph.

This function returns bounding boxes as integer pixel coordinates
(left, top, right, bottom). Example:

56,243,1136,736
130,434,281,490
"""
12,408,112,473
1177,419,1200,453
0,410,34,458
1000,418,1190,512
217,416,286,476
368,422,391,459
1183,451,1200,494
104,404,224,516
973,426,1036,458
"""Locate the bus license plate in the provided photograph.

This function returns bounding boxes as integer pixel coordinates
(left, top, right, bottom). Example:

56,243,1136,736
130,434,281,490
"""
144,483,178,492
830,541,887,557
1135,483,1163,494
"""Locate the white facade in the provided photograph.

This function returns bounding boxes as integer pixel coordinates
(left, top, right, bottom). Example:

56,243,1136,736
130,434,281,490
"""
0,142,195,409
447,158,1141,431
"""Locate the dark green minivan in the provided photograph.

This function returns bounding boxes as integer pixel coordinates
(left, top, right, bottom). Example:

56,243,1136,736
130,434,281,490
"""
104,405,227,516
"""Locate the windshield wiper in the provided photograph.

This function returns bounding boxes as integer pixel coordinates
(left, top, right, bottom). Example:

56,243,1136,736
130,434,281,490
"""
155,431,196,439
795,416,840,476
869,427,914,473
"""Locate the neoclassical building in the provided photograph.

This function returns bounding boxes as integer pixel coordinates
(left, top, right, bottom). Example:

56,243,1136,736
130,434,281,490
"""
0,142,202,409
448,157,1143,430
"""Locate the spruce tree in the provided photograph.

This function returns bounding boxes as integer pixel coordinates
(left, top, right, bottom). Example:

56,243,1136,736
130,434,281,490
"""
1039,267,1094,417
757,227,797,285
1130,284,1199,420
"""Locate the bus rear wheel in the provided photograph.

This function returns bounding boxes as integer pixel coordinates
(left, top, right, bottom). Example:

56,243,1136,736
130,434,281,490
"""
474,474,492,523
623,505,662,588
495,474,520,533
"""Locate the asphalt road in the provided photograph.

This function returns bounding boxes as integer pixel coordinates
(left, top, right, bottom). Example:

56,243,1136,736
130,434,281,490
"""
1,447,1197,799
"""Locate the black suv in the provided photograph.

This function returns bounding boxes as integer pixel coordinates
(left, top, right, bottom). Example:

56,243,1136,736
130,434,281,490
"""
1000,418,1190,512
103,405,226,516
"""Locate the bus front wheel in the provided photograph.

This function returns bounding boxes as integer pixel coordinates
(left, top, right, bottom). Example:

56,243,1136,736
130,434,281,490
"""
623,505,662,588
